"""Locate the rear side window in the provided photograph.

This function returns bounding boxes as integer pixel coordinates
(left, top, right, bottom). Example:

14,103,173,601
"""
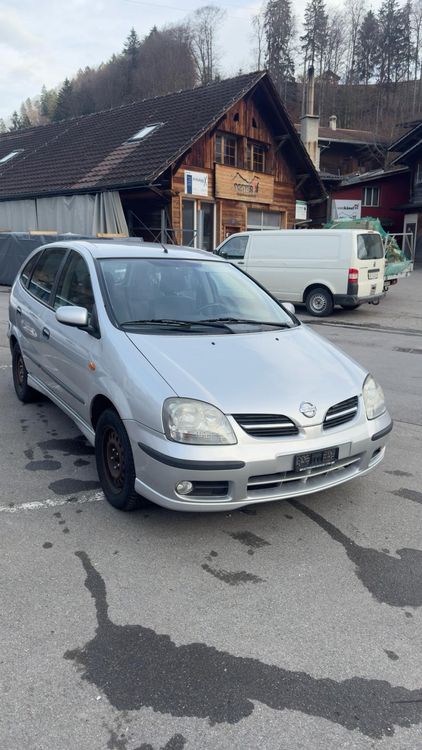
357,234,383,260
28,247,66,304
20,252,41,288
218,235,248,259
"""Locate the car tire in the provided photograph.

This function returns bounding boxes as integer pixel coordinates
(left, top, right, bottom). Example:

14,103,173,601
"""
12,343,38,403
305,287,333,317
95,408,143,511
341,303,360,310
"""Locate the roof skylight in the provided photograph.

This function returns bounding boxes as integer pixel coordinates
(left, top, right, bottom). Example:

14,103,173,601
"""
0,149,24,164
128,123,162,142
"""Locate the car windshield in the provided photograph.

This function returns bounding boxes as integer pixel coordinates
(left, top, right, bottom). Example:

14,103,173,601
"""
99,257,297,333
357,233,384,260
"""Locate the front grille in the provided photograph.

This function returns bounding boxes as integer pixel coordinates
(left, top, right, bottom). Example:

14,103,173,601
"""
232,413,299,437
323,396,358,430
247,454,362,494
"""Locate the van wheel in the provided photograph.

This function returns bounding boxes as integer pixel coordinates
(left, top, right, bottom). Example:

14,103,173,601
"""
95,408,143,511
341,303,360,310
305,288,333,317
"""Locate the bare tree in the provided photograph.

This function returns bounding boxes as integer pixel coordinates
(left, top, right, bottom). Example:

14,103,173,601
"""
189,5,225,84
251,9,266,70
411,0,422,112
343,0,365,83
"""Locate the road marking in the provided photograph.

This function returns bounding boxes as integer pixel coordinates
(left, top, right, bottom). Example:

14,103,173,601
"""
0,491,103,513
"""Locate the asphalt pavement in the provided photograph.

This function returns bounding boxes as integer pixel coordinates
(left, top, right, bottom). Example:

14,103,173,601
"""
0,271,421,750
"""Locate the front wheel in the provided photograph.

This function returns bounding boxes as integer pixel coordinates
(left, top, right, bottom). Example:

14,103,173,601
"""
305,287,333,317
95,409,142,511
12,343,38,403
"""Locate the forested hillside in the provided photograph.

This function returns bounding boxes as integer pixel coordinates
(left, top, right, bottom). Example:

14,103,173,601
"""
1,0,421,141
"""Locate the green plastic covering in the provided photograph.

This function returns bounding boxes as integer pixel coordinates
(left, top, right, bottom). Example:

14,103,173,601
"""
324,217,413,278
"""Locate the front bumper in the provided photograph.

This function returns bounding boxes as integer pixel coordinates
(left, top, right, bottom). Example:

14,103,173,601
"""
125,409,392,512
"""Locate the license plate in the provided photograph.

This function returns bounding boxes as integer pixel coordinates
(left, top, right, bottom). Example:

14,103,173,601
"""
294,447,339,472
368,269,379,279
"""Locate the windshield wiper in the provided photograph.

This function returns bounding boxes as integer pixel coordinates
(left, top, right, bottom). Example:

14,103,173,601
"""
200,318,293,328
120,318,234,331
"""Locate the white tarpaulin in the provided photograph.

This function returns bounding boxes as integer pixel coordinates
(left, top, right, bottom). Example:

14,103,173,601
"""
0,191,128,235
332,199,362,219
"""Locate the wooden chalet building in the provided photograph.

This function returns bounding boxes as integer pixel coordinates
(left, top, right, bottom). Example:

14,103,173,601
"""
0,72,324,250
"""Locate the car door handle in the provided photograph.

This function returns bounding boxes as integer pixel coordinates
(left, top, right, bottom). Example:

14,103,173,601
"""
42,327,50,339
16,306,22,315
237,261,245,265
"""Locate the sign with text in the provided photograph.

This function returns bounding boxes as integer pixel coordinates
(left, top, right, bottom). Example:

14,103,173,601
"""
184,170,209,197
215,164,274,204
332,199,362,219
295,200,307,220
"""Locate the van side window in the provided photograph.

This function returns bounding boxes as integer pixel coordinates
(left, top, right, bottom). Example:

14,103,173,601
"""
357,234,384,260
219,235,248,259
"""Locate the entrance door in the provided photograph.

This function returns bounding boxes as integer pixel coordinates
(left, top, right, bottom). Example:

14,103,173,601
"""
403,214,418,260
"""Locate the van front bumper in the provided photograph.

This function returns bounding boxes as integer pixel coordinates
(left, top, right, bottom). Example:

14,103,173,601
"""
126,411,393,512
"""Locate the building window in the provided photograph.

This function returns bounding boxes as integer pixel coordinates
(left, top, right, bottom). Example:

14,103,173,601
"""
0,149,23,164
246,142,266,172
363,186,380,207
128,123,162,142
247,209,281,230
215,134,237,166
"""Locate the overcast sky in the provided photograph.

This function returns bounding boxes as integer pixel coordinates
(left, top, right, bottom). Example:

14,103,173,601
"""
1,0,324,123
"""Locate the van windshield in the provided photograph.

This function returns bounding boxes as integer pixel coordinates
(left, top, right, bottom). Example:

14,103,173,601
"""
357,234,384,260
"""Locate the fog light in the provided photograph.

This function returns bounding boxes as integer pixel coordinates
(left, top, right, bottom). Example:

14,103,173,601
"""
176,481,193,495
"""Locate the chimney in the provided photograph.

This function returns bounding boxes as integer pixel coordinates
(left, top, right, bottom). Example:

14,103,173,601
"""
299,67,320,170
329,115,337,130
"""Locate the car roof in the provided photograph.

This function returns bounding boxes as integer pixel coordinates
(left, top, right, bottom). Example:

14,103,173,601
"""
36,240,221,261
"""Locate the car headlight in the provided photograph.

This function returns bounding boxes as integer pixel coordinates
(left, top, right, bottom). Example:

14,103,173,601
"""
163,398,237,445
362,375,386,420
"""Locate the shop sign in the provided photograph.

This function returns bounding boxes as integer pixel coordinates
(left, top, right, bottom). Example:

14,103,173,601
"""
215,164,274,204
184,170,209,197
295,200,307,220
332,199,361,219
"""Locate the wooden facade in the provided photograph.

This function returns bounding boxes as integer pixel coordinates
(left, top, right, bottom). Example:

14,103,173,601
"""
169,98,298,249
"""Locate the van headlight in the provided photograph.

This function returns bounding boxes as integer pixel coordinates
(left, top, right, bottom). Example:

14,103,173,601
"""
163,398,237,445
362,375,386,420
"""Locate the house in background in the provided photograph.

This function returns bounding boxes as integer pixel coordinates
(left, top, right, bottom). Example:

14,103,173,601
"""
329,166,410,235
389,120,422,263
0,72,325,250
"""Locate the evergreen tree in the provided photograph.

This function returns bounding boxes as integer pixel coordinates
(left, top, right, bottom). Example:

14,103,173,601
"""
10,111,21,131
52,78,74,121
300,0,328,75
356,10,380,85
264,0,295,88
123,27,141,65
377,0,406,84
0,118,7,133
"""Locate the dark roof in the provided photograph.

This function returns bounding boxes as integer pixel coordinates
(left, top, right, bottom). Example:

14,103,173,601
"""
389,121,422,164
0,72,324,202
336,165,409,187
295,124,386,146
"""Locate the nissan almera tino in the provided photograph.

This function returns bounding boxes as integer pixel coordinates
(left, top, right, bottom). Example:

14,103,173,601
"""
8,241,393,512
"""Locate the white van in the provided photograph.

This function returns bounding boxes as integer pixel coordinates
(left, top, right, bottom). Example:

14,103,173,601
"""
215,229,385,316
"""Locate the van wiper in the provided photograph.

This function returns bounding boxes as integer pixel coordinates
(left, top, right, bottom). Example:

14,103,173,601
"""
200,318,292,328
120,318,234,331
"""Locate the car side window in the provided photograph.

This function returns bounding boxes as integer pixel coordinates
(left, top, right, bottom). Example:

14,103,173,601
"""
28,248,67,304
53,251,94,315
20,252,41,288
218,235,248,259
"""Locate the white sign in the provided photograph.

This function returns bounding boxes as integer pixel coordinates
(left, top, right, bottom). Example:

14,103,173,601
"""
184,170,209,197
295,200,307,220
332,199,361,219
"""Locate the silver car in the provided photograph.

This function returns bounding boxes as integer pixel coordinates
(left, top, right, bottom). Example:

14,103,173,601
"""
8,240,392,512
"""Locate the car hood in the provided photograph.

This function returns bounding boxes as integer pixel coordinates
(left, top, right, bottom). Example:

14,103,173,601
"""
126,325,367,426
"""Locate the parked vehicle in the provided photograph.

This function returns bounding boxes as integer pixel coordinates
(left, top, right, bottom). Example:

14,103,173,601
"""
8,240,392,513
325,218,413,291
215,229,385,316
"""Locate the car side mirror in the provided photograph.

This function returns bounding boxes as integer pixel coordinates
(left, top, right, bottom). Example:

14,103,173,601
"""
56,305,89,327
283,302,295,315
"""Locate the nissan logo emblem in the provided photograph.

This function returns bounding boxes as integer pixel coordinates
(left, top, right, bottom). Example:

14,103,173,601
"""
299,402,317,418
